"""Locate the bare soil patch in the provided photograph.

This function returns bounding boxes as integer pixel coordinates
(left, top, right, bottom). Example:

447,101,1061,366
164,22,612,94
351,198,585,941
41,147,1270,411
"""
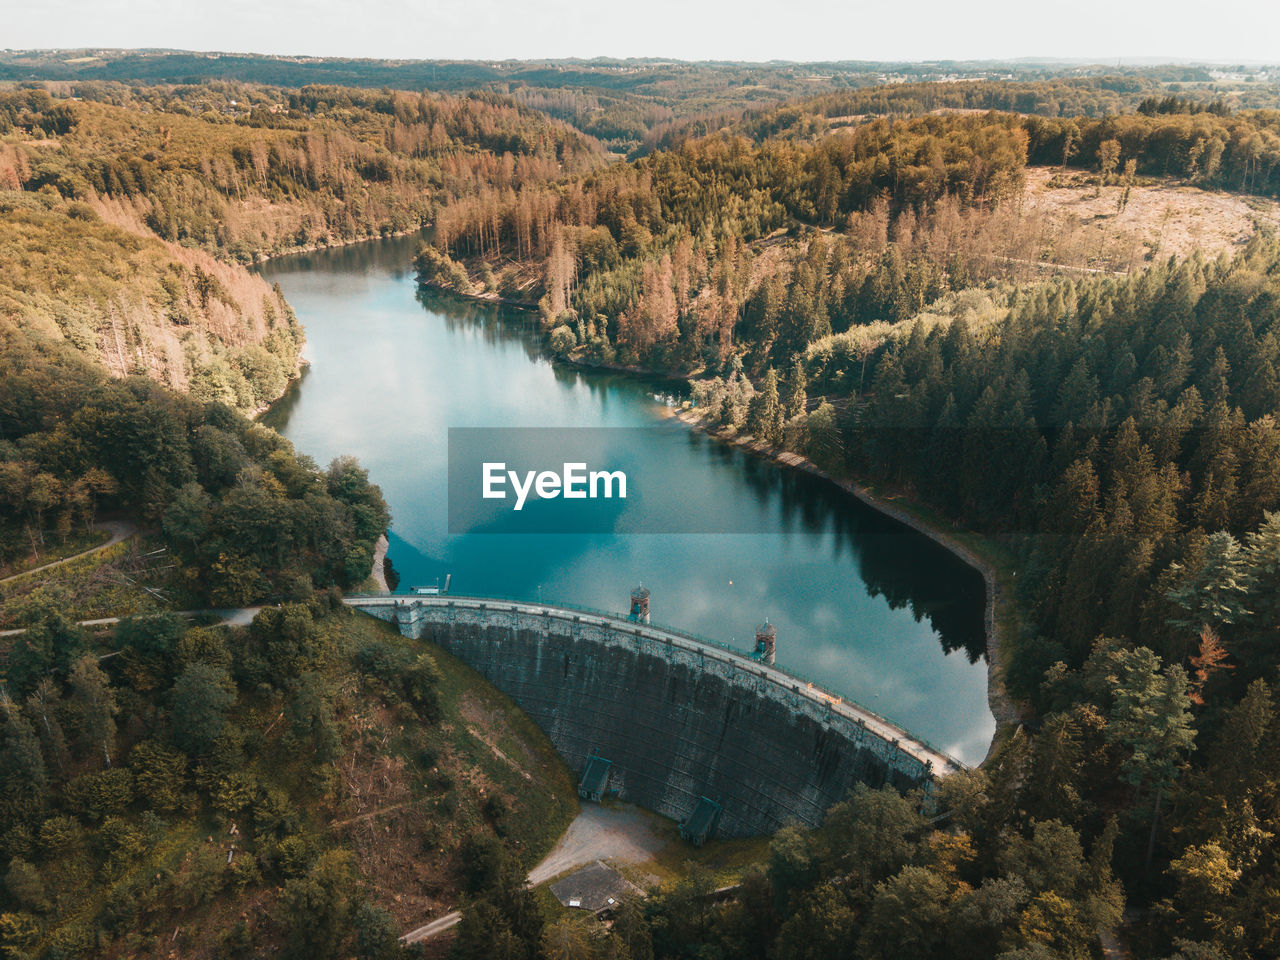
1022,166,1280,265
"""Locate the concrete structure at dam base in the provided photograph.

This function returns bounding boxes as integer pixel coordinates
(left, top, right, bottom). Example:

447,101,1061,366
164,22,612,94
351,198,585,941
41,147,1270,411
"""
348,594,962,840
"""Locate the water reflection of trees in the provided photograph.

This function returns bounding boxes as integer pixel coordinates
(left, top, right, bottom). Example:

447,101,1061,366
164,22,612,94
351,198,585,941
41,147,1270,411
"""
696,436,987,661
415,284,986,662
259,229,430,281
418,286,691,410
256,365,309,432
787,470,987,662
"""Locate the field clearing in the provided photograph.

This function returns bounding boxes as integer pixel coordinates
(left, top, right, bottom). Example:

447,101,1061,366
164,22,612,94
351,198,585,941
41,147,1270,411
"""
1022,165,1280,264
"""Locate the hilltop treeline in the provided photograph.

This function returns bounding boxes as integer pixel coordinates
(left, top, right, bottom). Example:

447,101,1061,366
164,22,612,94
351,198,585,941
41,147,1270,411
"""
1024,110,1280,195
435,113,1028,258
735,76,1164,139
0,333,387,604
422,115,1032,370
12,52,1265,156
422,102,1280,382
737,90,1280,198
0,84,604,262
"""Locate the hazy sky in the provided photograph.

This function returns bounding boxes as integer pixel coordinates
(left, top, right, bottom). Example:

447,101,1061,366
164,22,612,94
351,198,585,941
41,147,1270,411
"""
7,0,1280,64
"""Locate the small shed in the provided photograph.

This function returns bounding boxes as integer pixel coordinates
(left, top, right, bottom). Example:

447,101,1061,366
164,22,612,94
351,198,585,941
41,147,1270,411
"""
680,796,722,847
579,755,613,802
551,861,641,914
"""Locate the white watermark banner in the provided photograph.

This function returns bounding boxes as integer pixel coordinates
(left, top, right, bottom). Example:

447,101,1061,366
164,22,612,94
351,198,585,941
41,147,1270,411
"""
448,426,785,534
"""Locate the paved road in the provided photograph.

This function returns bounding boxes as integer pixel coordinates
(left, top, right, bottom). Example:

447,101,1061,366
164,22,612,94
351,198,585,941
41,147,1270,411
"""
526,804,662,886
401,803,665,944
0,520,137,584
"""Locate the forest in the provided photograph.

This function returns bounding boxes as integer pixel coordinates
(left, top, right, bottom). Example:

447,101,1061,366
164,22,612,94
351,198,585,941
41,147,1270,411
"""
421,96,1280,376
6,63,1280,958
0,331,389,600
412,84,1280,960
0,84,604,262
0,82,604,411
7,52,1274,156
417,251,1280,960
0,332,581,957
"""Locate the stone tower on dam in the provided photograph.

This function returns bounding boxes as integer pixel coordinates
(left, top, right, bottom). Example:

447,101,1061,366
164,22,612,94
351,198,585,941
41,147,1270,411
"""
350,593,960,838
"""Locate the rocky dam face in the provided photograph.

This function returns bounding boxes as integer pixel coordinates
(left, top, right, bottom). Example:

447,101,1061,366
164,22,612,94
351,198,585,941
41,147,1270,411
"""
352,597,958,838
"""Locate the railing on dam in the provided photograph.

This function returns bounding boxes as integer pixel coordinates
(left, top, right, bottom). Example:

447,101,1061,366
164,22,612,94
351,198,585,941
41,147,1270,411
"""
344,591,966,777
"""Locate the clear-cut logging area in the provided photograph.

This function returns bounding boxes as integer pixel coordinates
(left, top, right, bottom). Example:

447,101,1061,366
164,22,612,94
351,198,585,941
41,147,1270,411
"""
346,594,964,839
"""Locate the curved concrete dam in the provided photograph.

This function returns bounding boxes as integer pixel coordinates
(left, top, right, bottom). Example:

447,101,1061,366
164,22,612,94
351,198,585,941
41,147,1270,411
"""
350,595,963,838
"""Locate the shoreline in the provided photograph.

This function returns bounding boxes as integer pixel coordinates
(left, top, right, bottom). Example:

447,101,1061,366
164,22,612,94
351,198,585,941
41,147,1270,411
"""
412,279,701,383
251,224,428,264
667,406,1022,761
417,279,538,309
241,225,428,414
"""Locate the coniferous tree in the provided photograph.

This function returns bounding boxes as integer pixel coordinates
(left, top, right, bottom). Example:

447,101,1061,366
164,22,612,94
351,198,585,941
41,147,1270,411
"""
747,368,784,446
784,360,808,420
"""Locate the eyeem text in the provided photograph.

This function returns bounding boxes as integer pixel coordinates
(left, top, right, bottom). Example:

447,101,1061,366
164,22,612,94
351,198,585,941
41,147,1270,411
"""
482,462,628,511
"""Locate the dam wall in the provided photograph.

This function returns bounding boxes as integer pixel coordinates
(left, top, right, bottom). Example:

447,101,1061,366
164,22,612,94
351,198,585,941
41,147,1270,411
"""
349,595,961,838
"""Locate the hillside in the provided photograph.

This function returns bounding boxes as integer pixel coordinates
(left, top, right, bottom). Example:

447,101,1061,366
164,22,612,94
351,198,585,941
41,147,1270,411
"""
0,83,605,410
0,329,578,958
0,190,303,414
408,92,1280,958
0,332,388,603
7,60,1280,960
417,99,1280,379
8,52,1278,156
0,598,577,959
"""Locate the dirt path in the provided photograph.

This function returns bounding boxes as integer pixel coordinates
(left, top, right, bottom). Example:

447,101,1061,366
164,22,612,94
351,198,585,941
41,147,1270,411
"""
0,520,137,584
0,606,263,639
401,803,665,944
401,910,463,943
329,802,411,830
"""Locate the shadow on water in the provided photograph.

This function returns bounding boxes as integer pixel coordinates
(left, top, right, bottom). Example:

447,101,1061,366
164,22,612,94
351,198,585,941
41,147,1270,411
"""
714,438,986,661
261,229,431,280
258,365,309,434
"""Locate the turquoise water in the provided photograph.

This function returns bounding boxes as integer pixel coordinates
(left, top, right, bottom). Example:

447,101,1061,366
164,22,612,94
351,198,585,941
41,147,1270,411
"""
259,233,996,764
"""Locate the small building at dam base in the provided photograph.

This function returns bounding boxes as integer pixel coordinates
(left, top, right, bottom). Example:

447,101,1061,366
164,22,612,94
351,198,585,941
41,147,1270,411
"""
350,593,961,839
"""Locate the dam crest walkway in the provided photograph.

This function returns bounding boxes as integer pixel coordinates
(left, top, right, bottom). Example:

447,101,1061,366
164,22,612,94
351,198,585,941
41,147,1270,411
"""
343,593,965,777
